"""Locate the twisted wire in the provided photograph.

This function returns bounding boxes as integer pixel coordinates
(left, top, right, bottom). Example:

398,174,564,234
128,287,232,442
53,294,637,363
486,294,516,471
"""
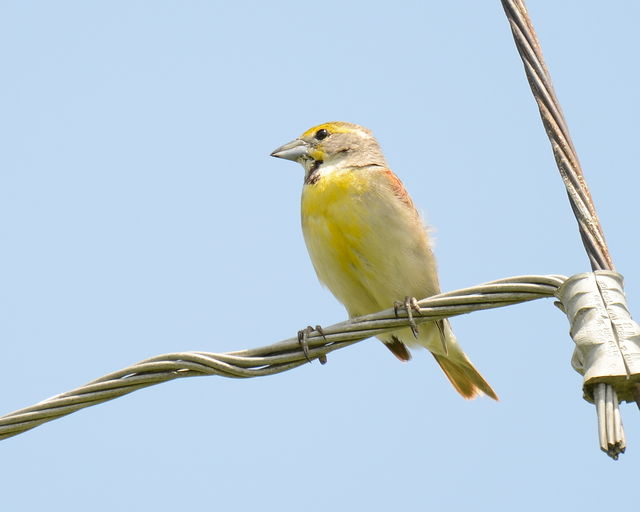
501,0,613,271
0,274,565,441
501,0,625,459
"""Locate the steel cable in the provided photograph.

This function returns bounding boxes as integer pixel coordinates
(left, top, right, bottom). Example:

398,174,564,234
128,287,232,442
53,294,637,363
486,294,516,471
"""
0,275,564,440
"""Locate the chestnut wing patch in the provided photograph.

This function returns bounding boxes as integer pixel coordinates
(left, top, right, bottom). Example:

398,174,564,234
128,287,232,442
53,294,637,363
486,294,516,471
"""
384,169,416,210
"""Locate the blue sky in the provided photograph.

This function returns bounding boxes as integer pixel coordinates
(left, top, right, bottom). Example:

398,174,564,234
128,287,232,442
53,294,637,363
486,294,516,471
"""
2,2,639,510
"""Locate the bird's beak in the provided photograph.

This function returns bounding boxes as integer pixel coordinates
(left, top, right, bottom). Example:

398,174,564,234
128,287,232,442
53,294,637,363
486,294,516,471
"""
270,138,309,161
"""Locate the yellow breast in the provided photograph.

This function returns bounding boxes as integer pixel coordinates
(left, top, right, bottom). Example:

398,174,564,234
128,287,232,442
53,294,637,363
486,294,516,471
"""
302,169,369,273
301,168,377,313
300,166,438,318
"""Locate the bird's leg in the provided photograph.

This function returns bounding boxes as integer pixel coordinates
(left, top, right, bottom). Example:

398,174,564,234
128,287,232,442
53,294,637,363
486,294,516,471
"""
297,325,328,364
315,325,329,364
297,326,313,363
394,296,422,338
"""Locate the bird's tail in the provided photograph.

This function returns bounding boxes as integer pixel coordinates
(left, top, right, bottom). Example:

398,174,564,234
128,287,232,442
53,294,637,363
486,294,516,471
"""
432,353,498,400
382,319,498,400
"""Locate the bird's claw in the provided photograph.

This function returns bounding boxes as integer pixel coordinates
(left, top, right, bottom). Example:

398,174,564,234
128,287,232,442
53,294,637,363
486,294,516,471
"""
394,296,422,338
297,326,313,363
297,325,328,364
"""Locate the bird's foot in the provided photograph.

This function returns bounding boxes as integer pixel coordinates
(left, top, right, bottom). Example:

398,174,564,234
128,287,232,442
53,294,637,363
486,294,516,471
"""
393,296,422,338
297,325,328,364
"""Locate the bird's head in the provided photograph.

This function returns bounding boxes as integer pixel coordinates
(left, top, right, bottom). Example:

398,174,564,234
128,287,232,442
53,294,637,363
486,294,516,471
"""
271,122,387,182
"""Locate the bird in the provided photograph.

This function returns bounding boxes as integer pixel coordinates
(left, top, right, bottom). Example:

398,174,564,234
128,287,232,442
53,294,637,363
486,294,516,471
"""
271,121,497,400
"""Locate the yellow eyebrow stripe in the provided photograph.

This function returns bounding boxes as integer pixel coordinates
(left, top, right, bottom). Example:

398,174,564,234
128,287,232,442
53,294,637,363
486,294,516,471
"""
301,122,364,138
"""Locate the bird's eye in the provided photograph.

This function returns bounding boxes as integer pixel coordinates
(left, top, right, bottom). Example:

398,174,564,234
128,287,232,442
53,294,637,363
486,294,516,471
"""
314,128,329,140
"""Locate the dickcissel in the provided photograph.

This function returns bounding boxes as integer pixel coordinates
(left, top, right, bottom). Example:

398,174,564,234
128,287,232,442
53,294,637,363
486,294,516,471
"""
271,122,497,400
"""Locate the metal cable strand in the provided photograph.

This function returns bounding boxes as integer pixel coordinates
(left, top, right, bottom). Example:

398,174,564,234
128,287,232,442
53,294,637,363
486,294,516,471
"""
501,0,625,458
501,0,613,271
0,274,565,441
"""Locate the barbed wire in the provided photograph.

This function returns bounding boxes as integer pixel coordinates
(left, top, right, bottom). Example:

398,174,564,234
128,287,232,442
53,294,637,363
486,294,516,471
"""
0,274,564,441
501,0,629,459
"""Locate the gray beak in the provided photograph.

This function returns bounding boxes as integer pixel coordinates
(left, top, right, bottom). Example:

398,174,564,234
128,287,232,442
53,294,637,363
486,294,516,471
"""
270,138,309,161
